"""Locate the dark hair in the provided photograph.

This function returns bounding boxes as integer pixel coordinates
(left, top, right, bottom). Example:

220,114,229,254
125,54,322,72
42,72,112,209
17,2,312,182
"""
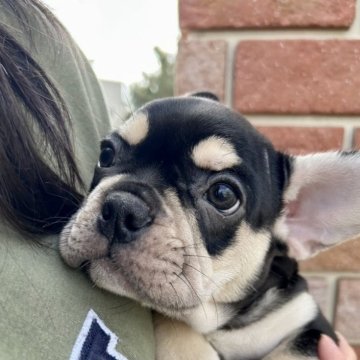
0,0,84,236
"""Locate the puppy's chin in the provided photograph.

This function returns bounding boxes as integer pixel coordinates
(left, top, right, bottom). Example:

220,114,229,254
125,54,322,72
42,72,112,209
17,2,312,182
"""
100,205,215,311
67,222,214,311
87,258,139,301
87,248,210,312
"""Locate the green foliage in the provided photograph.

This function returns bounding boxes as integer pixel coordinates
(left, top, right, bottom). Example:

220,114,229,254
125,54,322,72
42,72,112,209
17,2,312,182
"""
130,47,174,108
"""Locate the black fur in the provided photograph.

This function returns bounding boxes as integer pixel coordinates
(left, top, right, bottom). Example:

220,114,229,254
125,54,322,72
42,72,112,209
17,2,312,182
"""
218,235,336,358
292,312,338,356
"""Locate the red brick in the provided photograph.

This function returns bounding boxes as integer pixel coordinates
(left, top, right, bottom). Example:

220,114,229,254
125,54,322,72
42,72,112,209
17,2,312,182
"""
301,238,360,272
304,277,329,319
353,346,360,358
175,39,227,101
335,279,360,342
353,128,360,148
180,0,355,29
256,126,343,154
235,40,360,114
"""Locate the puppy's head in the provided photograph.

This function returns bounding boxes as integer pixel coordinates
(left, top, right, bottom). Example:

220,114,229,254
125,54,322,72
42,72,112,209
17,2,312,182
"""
60,93,360,312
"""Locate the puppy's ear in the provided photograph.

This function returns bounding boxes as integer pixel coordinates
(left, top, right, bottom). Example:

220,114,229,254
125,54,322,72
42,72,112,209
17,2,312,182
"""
276,152,360,260
189,91,219,102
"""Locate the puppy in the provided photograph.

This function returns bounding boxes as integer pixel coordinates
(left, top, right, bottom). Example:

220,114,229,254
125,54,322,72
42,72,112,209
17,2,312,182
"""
60,92,360,360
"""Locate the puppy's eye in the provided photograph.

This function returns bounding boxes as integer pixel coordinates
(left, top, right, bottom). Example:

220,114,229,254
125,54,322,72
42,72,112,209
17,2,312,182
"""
207,183,240,214
99,147,115,167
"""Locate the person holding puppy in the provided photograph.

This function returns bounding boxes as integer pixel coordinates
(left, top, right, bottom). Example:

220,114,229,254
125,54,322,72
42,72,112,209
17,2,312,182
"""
0,0,355,359
0,0,154,358
319,334,357,360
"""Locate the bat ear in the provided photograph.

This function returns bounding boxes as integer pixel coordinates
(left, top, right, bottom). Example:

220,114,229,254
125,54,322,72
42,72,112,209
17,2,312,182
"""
275,152,360,260
189,91,220,102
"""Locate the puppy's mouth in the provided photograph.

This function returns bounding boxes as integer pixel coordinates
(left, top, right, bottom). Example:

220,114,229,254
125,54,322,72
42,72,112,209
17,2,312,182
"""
59,176,213,312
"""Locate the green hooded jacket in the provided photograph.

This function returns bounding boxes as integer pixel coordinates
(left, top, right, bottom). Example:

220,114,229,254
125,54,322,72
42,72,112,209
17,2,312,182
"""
0,2,155,359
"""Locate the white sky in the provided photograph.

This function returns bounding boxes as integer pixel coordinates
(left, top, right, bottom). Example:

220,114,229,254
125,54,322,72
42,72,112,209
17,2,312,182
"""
43,0,179,85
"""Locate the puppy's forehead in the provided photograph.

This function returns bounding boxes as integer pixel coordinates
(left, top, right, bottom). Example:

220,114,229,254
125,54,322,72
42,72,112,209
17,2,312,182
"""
191,136,241,171
118,112,149,145
114,97,269,170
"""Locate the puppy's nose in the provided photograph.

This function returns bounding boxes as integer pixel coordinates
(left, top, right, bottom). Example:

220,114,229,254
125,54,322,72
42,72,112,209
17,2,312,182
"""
98,191,152,243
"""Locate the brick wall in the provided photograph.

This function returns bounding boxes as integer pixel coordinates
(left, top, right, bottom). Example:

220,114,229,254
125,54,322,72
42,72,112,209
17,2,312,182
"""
176,0,360,355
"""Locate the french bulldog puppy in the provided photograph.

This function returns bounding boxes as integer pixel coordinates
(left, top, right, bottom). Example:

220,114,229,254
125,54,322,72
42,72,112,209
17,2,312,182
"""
60,93,360,360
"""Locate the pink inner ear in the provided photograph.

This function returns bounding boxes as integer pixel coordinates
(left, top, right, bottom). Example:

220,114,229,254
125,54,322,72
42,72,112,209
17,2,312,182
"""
286,201,299,218
284,185,332,260
280,153,360,260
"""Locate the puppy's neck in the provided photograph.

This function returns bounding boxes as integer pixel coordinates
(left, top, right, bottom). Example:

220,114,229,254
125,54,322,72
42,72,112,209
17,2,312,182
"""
181,239,304,334
222,253,302,330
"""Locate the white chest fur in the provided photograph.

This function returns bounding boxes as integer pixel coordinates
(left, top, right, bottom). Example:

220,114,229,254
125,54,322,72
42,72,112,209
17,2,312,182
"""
181,302,235,334
206,292,318,360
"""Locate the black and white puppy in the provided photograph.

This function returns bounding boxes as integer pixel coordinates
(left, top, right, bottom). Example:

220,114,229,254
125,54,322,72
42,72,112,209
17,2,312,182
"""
60,93,360,360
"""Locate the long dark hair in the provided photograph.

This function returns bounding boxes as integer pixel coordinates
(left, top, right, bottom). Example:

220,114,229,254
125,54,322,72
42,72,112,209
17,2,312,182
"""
0,0,84,236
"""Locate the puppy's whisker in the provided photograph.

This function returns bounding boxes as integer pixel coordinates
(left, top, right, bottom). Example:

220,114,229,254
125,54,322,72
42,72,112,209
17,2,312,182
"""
211,294,219,329
247,283,258,293
173,272,206,317
166,236,187,247
172,269,196,300
167,235,203,247
168,276,182,309
221,151,238,158
108,300,136,315
183,262,219,289
177,242,204,250
159,273,166,304
88,263,101,289
170,262,208,317
78,260,90,271
167,235,188,243
183,254,212,259
164,271,181,309
153,220,170,229
182,273,208,320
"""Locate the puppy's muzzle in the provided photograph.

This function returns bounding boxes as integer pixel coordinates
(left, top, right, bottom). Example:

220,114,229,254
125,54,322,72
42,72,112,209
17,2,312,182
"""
98,191,153,244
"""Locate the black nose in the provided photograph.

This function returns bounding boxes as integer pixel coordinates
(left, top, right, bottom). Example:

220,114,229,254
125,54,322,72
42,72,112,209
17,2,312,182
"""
98,191,152,243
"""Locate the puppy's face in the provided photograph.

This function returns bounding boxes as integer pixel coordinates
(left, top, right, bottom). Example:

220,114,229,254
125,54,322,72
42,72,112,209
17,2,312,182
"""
60,95,288,313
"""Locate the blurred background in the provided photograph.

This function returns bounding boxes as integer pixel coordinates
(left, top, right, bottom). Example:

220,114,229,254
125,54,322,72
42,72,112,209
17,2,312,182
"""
43,0,178,124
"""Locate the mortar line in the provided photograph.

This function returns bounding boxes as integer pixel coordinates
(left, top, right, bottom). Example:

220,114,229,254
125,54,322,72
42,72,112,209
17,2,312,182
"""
301,271,360,277
187,28,360,42
343,125,355,150
247,116,360,128
327,275,338,325
224,39,236,108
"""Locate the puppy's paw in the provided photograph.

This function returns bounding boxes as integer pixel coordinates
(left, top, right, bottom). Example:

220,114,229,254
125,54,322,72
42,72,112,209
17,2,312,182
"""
154,313,220,360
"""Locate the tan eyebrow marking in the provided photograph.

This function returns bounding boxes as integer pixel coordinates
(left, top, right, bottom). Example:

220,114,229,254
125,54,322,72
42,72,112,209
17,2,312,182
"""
117,112,149,145
191,136,242,171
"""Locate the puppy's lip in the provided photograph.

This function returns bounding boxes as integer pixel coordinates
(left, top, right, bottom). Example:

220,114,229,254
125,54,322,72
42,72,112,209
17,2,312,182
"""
86,253,205,312
84,256,207,313
78,260,91,273
73,253,111,271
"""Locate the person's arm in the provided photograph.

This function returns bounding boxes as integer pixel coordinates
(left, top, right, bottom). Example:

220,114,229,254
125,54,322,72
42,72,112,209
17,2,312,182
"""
319,333,358,360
